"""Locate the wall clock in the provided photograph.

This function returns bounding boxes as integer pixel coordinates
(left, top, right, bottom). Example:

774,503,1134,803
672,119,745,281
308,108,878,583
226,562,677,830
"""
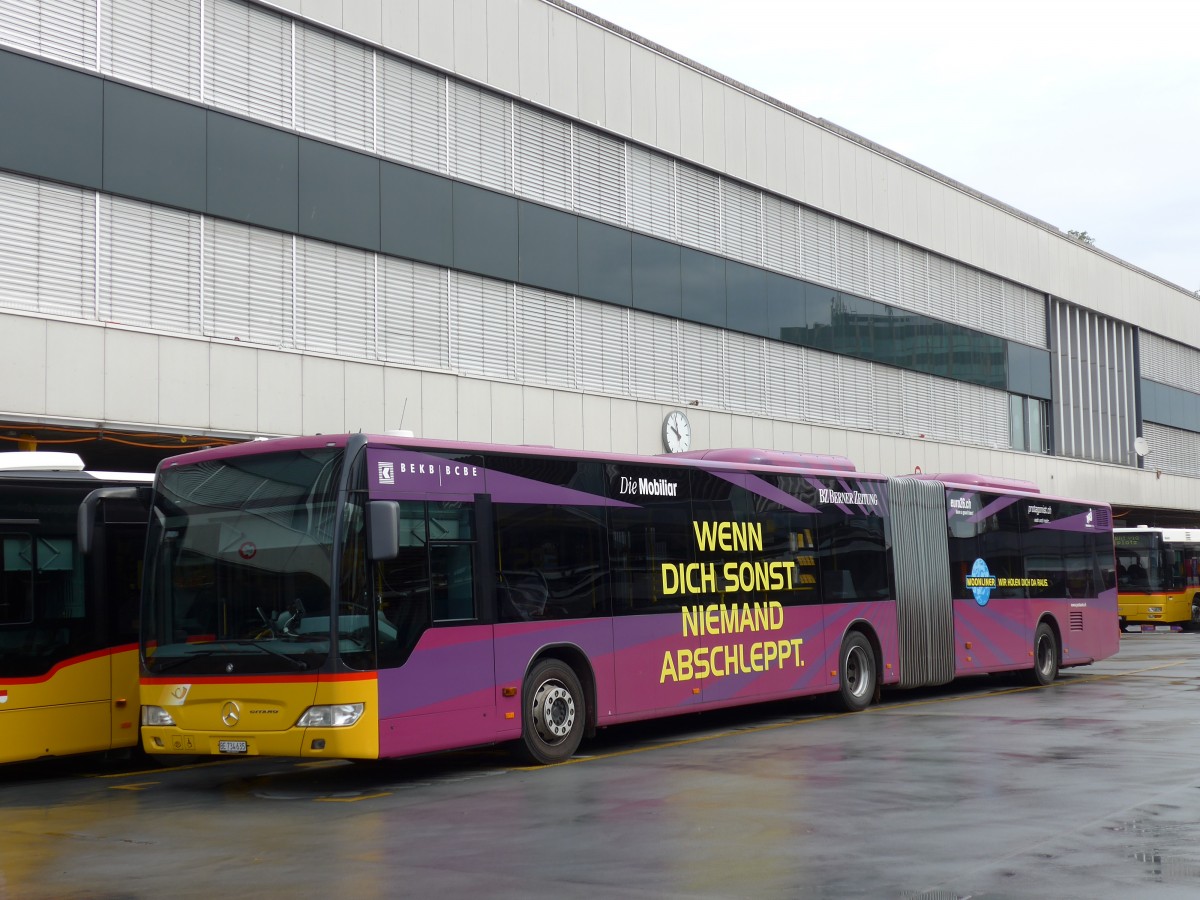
662,410,692,453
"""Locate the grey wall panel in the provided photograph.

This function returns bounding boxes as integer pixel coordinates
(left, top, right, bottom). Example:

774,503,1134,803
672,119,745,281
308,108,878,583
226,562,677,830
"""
546,4,578,117
764,105,787,195
453,0,488,82
722,87,746,180
678,66,704,164
0,50,102,189
631,233,681,319
518,0,550,107
382,0,420,57
417,0,454,70
518,201,578,295
298,138,380,251
680,248,725,329
575,18,605,126
602,31,631,137
452,181,518,281
629,43,656,146
207,111,299,233
701,78,724,171
381,162,453,267
0,315,47,415
654,56,681,157
158,337,211,428
103,82,206,210
727,260,768,338
578,217,632,307
45,322,104,418
744,97,766,187
486,0,520,95
343,0,383,44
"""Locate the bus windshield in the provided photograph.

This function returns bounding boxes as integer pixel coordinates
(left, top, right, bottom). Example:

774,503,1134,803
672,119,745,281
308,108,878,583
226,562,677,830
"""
1115,533,1168,592
142,447,344,676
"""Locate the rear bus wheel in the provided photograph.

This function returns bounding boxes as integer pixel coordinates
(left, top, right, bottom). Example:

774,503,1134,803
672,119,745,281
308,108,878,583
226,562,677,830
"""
836,632,876,712
1028,622,1059,686
518,659,585,765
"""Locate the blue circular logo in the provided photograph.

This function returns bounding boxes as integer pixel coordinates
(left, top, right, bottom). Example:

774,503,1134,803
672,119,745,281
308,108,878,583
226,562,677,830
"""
968,558,997,606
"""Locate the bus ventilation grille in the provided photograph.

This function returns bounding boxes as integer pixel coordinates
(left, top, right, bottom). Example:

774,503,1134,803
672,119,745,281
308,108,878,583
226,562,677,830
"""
1070,611,1084,632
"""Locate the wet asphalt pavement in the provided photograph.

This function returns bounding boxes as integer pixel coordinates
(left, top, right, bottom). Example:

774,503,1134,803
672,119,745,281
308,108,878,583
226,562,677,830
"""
2,632,1199,899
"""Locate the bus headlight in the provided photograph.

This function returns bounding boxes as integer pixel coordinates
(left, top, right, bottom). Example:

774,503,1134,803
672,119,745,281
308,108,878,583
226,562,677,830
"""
296,703,364,728
141,706,176,727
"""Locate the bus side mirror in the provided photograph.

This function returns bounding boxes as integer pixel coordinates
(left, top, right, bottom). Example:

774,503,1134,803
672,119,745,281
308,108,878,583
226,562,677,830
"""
367,500,400,561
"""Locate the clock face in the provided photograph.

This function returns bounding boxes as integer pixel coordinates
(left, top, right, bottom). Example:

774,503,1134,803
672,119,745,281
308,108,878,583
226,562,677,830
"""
662,410,692,453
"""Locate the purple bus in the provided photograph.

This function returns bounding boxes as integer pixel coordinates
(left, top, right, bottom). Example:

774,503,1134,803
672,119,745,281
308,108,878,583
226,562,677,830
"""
139,434,1118,764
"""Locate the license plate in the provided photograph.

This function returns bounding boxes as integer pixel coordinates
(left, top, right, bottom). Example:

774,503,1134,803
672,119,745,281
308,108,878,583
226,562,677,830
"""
218,740,248,754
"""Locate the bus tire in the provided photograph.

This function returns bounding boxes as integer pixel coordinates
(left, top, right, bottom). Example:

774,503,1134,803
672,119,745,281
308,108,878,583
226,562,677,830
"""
518,658,585,765
1028,622,1059,686
836,632,876,712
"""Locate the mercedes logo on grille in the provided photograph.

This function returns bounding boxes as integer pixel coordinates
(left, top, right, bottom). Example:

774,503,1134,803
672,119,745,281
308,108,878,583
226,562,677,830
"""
221,701,241,727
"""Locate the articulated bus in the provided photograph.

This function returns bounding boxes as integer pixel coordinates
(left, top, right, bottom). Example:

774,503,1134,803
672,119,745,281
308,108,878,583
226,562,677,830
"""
1114,526,1200,630
139,434,1118,765
0,452,152,764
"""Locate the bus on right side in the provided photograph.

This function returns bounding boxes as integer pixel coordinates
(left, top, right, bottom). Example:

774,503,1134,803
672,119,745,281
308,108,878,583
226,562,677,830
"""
1114,527,1200,631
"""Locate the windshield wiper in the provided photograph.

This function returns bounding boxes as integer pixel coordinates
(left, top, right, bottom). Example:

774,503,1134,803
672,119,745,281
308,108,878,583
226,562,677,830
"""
148,641,312,673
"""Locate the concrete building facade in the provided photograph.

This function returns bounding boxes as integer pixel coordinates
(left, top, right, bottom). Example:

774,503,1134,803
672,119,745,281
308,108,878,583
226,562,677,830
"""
0,0,1197,516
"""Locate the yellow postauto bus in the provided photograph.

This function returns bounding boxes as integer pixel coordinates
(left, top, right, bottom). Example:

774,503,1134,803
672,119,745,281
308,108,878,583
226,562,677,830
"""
1114,527,1200,630
0,452,152,764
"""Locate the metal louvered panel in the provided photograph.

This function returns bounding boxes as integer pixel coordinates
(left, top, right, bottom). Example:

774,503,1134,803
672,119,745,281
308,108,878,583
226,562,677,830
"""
379,257,448,369
0,173,96,319
676,164,721,253
926,377,961,443
867,232,899,305
802,350,841,425
204,218,292,347
628,147,675,240
377,55,445,173
1143,422,1200,478
573,127,626,226
722,180,762,264
765,342,803,419
681,321,726,410
204,0,292,128
295,239,373,357
451,272,513,379
897,243,929,316
513,106,572,210
295,24,373,151
1008,283,1047,347
102,0,200,100
724,332,767,415
954,265,982,330
958,382,1009,450
578,300,630,395
0,0,96,67
978,271,1005,338
100,196,201,334
629,310,679,401
449,82,512,193
887,476,954,688
874,364,904,436
1140,332,1200,392
926,254,955,321
835,219,869,296
799,206,835,288
901,370,932,438
763,195,800,277
839,356,874,431
515,286,577,389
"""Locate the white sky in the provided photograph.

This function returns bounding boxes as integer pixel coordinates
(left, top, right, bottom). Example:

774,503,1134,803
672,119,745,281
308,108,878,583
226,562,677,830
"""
575,0,1200,292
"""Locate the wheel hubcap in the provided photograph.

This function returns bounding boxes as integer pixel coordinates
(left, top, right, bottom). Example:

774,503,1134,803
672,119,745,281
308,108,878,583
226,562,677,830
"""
846,646,870,698
532,680,575,742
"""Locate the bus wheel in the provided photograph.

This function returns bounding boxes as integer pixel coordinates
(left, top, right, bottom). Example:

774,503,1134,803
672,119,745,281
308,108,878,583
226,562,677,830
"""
518,659,585,765
1028,622,1059,686
837,632,876,712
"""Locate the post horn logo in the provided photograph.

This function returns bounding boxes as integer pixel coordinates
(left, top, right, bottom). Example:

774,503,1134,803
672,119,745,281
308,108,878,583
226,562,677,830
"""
221,701,241,727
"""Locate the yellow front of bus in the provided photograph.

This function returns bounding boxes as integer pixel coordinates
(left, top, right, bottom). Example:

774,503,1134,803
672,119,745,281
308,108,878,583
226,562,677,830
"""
139,438,383,760
141,672,378,759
